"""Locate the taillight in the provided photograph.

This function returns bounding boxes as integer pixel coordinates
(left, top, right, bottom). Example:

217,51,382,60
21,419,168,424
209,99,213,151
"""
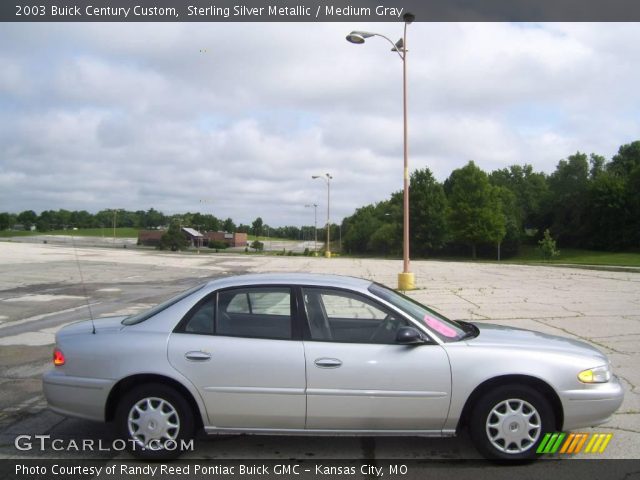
53,348,65,366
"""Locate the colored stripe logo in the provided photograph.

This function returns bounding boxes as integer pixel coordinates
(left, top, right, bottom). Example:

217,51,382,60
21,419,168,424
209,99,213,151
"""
537,433,612,454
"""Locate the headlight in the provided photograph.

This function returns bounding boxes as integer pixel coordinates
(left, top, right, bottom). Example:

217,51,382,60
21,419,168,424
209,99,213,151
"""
578,365,611,383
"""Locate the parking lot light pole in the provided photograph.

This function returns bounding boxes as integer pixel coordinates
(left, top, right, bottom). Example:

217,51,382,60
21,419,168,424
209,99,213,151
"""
346,12,416,290
305,203,319,255
312,174,332,258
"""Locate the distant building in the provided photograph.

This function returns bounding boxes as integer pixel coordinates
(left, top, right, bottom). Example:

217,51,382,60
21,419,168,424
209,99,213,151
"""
205,231,248,247
182,227,205,248
138,229,247,248
138,230,164,246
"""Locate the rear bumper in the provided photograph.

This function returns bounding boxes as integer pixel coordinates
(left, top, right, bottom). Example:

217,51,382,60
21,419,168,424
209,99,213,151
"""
43,369,114,422
560,375,624,430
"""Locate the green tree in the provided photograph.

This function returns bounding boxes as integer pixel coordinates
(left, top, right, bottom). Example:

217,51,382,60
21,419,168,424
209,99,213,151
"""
446,161,506,259
143,208,166,228
589,153,606,180
368,223,398,255
585,172,626,249
407,168,448,255
342,204,385,254
606,141,640,248
0,212,15,230
252,217,264,237
494,186,521,257
609,141,640,177
70,210,95,228
222,218,236,233
489,164,549,233
538,229,560,261
36,210,57,231
158,223,188,251
547,152,589,246
16,210,37,230
250,240,264,252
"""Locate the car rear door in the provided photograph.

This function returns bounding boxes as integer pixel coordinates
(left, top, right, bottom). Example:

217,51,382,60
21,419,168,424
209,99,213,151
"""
168,286,306,429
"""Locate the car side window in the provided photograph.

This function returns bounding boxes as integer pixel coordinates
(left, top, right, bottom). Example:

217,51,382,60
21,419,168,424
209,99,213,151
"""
216,287,292,340
302,288,408,344
183,298,214,334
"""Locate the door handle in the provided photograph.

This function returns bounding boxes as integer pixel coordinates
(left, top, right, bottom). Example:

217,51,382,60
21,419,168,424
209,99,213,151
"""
185,351,211,361
314,357,342,368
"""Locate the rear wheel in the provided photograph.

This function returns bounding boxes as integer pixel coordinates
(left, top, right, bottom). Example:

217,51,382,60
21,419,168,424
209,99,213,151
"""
469,385,555,460
116,383,195,459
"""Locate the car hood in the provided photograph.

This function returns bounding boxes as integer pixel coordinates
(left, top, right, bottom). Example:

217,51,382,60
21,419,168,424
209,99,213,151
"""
466,322,606,359
57,316,127,337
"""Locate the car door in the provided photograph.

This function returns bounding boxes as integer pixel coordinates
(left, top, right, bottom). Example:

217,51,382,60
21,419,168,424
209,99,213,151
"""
167,286,306,429
301,287,452,431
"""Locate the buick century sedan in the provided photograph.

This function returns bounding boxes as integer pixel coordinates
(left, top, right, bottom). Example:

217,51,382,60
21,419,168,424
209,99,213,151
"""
43,273,623,460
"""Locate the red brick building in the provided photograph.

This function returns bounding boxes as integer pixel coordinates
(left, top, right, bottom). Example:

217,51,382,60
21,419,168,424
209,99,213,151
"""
204,231,248,247
138,229,247,248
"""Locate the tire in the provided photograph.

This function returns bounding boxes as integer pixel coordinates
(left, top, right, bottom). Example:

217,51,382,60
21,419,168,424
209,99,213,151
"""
469,384,555,461
115,383,195,459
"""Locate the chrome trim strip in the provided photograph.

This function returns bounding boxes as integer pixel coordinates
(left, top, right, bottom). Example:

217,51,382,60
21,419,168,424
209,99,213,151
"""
43,376,112,390
204,426,456,437
306,388,448,398
202,386,305,395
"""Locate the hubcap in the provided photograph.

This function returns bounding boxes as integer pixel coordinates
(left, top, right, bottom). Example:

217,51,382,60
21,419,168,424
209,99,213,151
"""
486,398,541,454
127,397,180,449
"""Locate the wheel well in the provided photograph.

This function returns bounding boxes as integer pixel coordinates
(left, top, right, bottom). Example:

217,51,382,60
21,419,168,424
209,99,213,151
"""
457,375,564,432
105,374,204,430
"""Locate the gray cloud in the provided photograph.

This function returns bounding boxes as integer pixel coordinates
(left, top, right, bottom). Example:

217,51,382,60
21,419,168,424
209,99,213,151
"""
0,22,639,226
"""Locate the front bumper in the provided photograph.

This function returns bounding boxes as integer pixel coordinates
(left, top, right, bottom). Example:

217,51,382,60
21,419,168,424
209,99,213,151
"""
43,369,115,422
560,374,625,430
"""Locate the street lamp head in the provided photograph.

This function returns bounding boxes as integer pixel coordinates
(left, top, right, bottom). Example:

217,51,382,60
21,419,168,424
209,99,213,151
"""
312,175,320,179
391,38,404,53
346,31,375,44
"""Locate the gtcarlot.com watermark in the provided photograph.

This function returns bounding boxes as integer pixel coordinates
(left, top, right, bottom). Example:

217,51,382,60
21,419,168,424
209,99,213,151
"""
14,434,194,452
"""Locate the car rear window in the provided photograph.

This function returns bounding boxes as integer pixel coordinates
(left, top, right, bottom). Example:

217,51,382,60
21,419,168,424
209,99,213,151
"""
122,284,205,326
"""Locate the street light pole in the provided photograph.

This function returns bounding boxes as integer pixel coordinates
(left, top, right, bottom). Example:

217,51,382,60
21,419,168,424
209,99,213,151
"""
312,173,332,258
346,12,416,290
401,19,410,279
305,203,319,254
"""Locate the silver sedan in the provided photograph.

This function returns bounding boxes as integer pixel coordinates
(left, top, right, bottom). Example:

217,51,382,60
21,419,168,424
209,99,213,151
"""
43,273,623,460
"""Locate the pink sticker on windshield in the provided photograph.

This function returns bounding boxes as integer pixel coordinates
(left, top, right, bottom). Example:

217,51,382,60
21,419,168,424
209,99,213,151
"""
423,315,457,338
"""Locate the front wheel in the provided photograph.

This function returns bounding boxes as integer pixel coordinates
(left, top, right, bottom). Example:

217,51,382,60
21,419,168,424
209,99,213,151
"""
115,383,195,459
469,385,555,460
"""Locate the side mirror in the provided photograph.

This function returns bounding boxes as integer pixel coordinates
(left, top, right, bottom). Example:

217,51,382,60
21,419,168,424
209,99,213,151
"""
396,326,426,345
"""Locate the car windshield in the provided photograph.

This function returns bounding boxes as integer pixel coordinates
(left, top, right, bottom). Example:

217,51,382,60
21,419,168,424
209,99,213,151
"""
368,283,468,342
122,284,205,326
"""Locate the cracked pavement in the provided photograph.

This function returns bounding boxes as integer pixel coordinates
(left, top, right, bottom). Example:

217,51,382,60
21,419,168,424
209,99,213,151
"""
0,241,638,459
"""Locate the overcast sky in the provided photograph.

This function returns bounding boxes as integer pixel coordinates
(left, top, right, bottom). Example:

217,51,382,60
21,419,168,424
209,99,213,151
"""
1,22,639,226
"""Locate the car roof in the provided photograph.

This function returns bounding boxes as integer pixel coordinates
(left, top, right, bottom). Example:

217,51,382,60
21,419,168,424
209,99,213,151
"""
204,273,374,290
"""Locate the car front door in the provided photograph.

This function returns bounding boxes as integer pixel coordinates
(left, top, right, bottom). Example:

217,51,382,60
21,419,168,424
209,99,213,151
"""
168,286,306,429
301,287,452,431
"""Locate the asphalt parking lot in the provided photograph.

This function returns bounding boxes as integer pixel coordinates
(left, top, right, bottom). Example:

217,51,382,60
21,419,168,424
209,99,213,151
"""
0,241,638,461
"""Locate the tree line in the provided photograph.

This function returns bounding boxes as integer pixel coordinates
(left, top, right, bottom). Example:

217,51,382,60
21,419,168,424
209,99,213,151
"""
341,140,640,258
0,207,321,243
3,140,638,258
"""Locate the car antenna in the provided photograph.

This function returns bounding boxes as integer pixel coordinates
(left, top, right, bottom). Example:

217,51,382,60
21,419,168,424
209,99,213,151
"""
71,230,96,334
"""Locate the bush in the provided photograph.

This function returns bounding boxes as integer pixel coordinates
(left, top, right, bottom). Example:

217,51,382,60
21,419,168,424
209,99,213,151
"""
538,229,560,261
158,223,188,251
208,240,228,250
250,240,264,252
